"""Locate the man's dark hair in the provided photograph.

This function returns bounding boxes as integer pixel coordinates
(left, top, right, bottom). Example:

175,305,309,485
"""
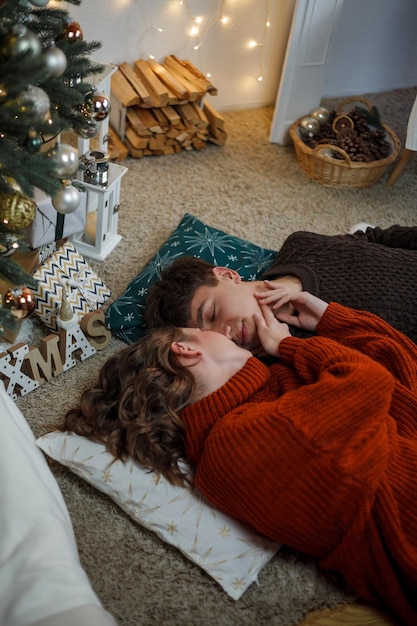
145,257,219,329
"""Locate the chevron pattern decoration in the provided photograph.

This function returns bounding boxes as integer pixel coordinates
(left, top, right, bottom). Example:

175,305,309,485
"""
33,241,111,331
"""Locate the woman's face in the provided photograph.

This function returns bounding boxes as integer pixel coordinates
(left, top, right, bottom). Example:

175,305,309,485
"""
182,327,253,362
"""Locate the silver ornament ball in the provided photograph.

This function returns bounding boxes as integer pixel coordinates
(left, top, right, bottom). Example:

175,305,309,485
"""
84,91,111,121
73,115,99,139
47,143,79,179
1,24,41,60
43,45,67,78
29,0,50,5
310,106,330,125
298,116,320,138
20,85,50,119
52,183,81,214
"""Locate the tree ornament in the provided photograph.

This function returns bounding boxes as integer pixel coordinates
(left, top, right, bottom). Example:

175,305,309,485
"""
52,180,81,214
0,190,37,230
310,106,330,125
64,73,82,88
298,116,320,138
28,0,50,6
63,20,84,43
17,85,51,120
3,287,36,319
82,91,111,121
0,233,20,256
72,115,99,139
24,129,43,154
0,24,42,61
46,142,79,179
43,45,67,78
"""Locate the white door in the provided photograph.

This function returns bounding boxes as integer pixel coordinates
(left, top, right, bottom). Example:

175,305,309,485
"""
269,0,344,145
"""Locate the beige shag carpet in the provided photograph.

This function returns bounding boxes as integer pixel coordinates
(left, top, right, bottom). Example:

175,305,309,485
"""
15,86,417,626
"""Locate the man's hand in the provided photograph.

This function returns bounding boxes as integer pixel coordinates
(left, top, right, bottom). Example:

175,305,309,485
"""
254,280,298,317
263,288,329,332
253,303,292,356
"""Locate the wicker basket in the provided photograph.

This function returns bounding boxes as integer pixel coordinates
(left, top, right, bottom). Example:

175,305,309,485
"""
289,97,401,188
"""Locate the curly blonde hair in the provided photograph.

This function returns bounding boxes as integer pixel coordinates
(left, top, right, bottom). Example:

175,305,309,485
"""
62,327,196,487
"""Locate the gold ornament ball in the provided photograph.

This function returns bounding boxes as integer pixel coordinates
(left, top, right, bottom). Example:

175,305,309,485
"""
4,286,36,319
0,190,37,231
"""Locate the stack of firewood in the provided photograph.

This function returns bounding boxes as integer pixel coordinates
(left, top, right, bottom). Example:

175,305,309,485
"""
110,55,226,158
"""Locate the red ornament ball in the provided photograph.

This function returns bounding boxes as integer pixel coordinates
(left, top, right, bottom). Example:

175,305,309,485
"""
64,20,83,43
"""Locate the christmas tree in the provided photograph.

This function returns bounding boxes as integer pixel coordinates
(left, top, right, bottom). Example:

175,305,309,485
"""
0,0,103,337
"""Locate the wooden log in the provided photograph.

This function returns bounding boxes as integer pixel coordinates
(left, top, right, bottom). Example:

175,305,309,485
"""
175,102,200,125
151,106,170,130
161,61,202,101
108,125,129,161
125,126,149,150
147,58,190,101
126,108,152,136
189,101,209,128
111,69,141,106
164,55,218,95
132,106,164,134
133,58,169,107
126,141,144,159
207,128,228,146
203,99,225,130
160,105,181,126
119,62,153,107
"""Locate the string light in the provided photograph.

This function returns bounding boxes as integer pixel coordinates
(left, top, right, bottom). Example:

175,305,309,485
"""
134,0,271,85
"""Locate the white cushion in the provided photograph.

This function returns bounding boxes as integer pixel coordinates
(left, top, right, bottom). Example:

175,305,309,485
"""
0,387,116,626
36,431,281,600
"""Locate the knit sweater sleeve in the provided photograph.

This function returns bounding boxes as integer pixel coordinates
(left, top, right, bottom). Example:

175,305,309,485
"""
193,336,394,554
316,302,417,392
351,224,417,249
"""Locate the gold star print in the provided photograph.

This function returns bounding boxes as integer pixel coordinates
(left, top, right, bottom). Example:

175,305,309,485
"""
166,522,178,535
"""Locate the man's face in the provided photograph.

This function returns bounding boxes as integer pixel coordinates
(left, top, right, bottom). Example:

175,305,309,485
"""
189,270,261,349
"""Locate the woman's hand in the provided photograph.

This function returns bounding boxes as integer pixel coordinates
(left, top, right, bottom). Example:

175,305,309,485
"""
260,285,329,332
253,303,292,356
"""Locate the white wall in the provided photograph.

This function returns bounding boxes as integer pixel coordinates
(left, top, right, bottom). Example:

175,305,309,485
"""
323,0,417,97
67,0,295,111
66,0,417,111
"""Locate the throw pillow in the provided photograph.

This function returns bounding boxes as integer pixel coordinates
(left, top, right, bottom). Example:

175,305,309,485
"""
36,431,280,601
105,213,278,343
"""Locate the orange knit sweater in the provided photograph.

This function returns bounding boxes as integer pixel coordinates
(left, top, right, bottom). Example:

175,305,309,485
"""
181,302,417,624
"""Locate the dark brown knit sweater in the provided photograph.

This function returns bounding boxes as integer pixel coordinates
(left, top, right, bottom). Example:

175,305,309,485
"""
262,224,417,343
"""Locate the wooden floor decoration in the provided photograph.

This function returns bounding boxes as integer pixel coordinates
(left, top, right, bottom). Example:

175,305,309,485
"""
300,600,400,625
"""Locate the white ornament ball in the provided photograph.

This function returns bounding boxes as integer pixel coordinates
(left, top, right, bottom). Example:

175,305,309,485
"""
47,143,79,179
52,183,81,214
43,45,67,78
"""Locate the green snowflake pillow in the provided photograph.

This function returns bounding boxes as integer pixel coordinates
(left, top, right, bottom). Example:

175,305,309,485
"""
106,213,278,343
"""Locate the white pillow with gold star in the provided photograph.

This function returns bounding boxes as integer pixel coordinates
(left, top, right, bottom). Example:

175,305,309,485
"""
36,431,280,600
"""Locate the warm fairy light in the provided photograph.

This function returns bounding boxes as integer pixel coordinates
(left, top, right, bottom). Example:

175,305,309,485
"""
135,0,271,85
